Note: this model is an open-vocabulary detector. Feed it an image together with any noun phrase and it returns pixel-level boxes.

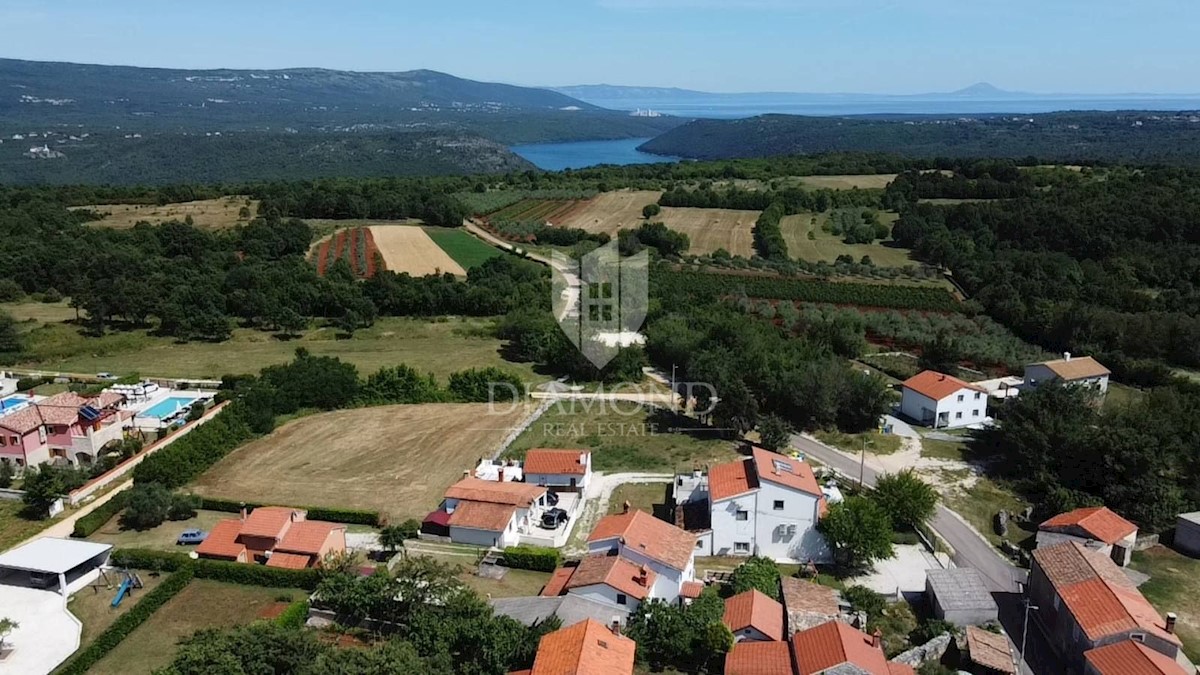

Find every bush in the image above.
[448,367,524,403]
[55,566,194,675]
[15,376,49,391]
[110,548,189,572]
[729,556,782,600]
[72,491,131,538]
[842,585,886,619]
[274,600,310,629]
[42,287,63,303]
[119,483,200,530]
[0,461,13,489]
[133,404,254,488]
[502,545,561,572]
[198,498,380,526]
[109,548,322,589]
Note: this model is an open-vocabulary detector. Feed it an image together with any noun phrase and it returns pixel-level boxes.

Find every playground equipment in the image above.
[107,568,143,608]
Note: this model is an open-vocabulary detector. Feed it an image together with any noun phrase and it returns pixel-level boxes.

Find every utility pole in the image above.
[670,363,677,411]
[1020,596,1039,675]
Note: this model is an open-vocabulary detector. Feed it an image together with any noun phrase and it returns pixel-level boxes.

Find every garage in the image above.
[0,537,113,597]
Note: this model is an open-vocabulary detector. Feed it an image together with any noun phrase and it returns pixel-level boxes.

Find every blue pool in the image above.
[142,396,198,420]
[0,394,34,414]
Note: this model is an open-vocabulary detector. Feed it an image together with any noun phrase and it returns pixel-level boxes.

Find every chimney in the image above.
[610,618,621,636]
[1167,612,1177,634]
[1064,351,1072,361]
[638,565,649,586]
[623,500,631,514]
[872,629,883,649]
[239,502,247,521]
[463,469,470,478]
[579,452,587,465]
[498,467,505,482]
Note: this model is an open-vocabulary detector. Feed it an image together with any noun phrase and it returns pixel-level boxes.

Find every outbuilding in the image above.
[0,537,113,597]
[1175,512,1200,557]
[925,568,998,626]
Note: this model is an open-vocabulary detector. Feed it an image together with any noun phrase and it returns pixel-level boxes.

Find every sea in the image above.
[510,137,675,171]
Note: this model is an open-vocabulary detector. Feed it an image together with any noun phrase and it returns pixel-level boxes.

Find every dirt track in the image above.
[370,225,466,276]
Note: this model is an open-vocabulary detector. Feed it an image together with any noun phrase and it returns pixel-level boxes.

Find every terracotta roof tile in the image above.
[709,458,758,502]
[723,590,785,641]
[680,581,705,599]
[567,554,656,601]
[902,370,985,401]
[541,566,577,597]
[725,641,794,675]
[0,406,43,434]
[1084,640,1188,675]
[1037,356,1111,381]
[276,520,344,556]
[530,618,635,675]
[240,507,302,539]
[445,477,546,506]
[752,448,822,497]
[524,449,590,476]
[791,620,908,675]
[449,501,517,532]
[965,626,1015,674]
[587,510,697,571]
[195,519,247,560]
[781,577,840,618]
[265,551,313,569]
[1039,506,1137,544]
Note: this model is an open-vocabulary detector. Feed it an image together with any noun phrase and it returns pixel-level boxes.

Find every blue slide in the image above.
[111,578,132,607]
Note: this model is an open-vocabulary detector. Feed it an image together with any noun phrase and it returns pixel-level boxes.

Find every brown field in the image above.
[798,174,897,190]
[557,190,663,234]
[191,403,531,520]
[658,207,759,257]
[369,225,467,276]
[73,196,259,230]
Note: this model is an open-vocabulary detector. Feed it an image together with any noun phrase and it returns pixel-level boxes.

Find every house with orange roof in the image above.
[725,619,915,675]
[0,391,128,470]
[674,447,831,562]
[1084,639,1189,675]
[1029,541,1182,669]
[1024,352,1110,397]
[586,507,698,603]
[195,506,346,568]
[512,618,635,675]
[431,477,551,548]
[555,552,657,613]
[900,370,988,429]
[522,448,592,492]
[723,589,785,642]
[1037,506,1139,566]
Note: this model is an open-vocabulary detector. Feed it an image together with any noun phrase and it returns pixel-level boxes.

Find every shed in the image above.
[925,568,998,626]
[0,537,113,596]
[1175,512,1200,558]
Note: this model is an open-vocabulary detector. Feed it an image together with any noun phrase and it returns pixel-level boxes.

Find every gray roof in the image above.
[0,537,112,574]
[926,568,998,612]
[1178,512,1200,526]
[491,593,630,628]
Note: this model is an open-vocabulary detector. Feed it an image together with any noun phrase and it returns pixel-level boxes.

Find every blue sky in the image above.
[1,0,1196,94]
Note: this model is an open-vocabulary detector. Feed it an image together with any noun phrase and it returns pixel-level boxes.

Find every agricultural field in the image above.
[310,226,381,278]
[487,198,587,226]
[16,315,547,384]
[73,196,259,230]
[88,580,307,675]
[657,207,759,257]
[798,174,898,190]
[557,190,664,234]
[779,211,915,268]
[191,403,531,521]
[370,225,467,276]
[422,227,505,269]
[1,300,76,324]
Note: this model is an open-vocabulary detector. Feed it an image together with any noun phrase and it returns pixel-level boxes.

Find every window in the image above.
[695,540,704,549]
[0,436,5,446]
[616,594,627,605]
[974,392,982,400]
[773,500,785,511]
[8,436,16,446]
[734,542,750,553]
[735,510,749,521]
[955,412,962,419]
[972,410,980,417]
[956,394,964,402]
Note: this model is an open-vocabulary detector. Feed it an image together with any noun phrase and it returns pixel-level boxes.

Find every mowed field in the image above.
[798,174,898,190]
[370,225,467,276]
[780,211,916,268]
[558,190,663,233]
[658,207,759,257]
[74,196,259,229]
[191,403,531,520]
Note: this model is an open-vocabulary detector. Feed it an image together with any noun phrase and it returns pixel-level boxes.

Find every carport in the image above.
[0,537,113,597]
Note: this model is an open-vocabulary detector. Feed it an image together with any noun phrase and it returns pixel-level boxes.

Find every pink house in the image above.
[0,392,128,470]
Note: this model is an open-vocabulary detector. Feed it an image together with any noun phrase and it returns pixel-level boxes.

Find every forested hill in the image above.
[639,111,1200,163]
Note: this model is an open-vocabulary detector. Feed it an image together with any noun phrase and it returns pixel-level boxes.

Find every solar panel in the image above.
[79,405,102,421]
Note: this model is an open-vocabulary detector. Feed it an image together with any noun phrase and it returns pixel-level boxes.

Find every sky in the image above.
[1,0,1197,94]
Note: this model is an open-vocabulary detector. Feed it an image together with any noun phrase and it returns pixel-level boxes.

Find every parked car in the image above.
[29,571,57,589]
[540,508,568,529]
[176,529,208,545]
[96,372,118,380]
[545,490,560,506]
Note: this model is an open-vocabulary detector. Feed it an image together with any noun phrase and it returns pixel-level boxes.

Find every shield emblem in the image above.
[551,242,649,369]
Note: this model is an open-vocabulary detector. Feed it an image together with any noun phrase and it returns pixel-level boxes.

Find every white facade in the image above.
[567,583,644,614]
[900,386,987,429]
[524,452,592,491]
[448,519,519,548]
[708,481,830,563]
[586,539,693,602]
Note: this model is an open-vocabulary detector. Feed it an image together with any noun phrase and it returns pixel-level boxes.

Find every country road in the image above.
[465,220,580,322]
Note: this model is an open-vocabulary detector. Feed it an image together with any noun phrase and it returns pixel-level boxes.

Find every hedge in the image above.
[198,497,380,526]
[72,491,131,538]
[110,548,322,589]
[274,600,310,628]
[501,545,561,572]
[55,566,195,675]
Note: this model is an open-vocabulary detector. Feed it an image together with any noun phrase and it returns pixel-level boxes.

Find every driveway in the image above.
[0,584,80,675]
[563,472,672,555]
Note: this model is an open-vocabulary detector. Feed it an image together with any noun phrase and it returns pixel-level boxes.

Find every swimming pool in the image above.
[141,396,199,420]
[0,394,34,415]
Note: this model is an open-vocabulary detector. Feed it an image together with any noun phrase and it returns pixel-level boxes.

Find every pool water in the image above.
[0,394,33,413]
[142,396,198,420]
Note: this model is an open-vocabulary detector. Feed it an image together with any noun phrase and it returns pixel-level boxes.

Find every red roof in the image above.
[725,641,794,675]
[524,449,590,476]
[423,509,452,527]
[680,581,705,599]
[587,510,697,571]
[530,618,635,675]
[445,477,546,506]
[566,554,656,601]
[723,590,785,641]
[265,551,313,569]
[902,370,985,401]
[0,407,43,434]
[0,390,126,434]
[1085,640,1188,675]
[195,519,247,560]
[791,621,914,675]
[541,566,577,597]
[751,447,822,497]
[1039,506,1137,544]
[276,520,344,556]
[239,507,302,540]
[710,458,758,501]
[449,501,518,532]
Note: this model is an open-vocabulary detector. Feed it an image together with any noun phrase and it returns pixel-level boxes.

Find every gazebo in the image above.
[0,538,113,597]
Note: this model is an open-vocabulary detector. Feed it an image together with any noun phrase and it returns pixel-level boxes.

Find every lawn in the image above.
[16,316,546,384]
[191,403,532,522]
[86,510,232,552]
[607,482,673,520]
[0,501,54,551]
[1131,545,1200,660]
[504,402,739,473]
[460,568,552,599]
[942,477,1033,550]
[779,211,917,269]
[88,580,306,675]
[74,196,258,230]
[814,430,903,456]
[798,174,898,190]
[2,300,76,324]
[423,227,506,269]
[68,572,167,649]
[920,438,967,462]
[1103,381,1145,413]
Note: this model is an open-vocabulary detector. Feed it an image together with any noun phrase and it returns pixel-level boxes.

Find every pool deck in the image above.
[129,389,212,430]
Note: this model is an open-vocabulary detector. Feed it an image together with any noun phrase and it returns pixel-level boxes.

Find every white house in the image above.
[900,370,988,429]
[1024,353,1111,396]
[722,589,785,642]
[1036,506,1138,567]
[562,552,656,613]
[437,477,549,548]
[586,509,697,603]
[675,448,831,563]
[522,449,592,492]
